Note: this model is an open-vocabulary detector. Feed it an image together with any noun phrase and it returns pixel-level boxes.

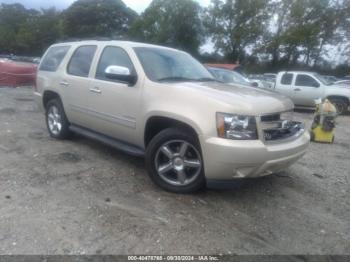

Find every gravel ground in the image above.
[0,87,349,255]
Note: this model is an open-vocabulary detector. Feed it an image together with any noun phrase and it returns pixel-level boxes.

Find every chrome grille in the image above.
[260,111,304,141]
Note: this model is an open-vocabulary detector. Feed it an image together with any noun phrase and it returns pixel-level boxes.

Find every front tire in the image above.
[45,99,71,139]
[145,128,205,193]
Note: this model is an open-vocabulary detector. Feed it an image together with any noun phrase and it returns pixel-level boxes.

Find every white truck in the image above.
[275,71,350,114]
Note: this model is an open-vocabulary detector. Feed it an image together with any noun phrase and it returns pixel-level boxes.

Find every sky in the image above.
[0,0,211,13]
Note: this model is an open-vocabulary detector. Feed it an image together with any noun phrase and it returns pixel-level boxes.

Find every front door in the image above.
[87,45,142,145]
[292,74,323,107]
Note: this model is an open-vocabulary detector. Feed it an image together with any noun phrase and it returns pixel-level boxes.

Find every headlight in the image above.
[216,113,258,140]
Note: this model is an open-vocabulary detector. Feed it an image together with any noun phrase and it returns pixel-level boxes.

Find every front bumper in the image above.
[200,131,310,182]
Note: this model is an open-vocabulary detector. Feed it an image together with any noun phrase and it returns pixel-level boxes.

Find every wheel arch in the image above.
[144,115,201,148]
[326,95,350,105]
[42,90,62,110]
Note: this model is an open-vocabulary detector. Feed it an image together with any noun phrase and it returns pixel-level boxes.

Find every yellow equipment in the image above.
[310,99,337,143]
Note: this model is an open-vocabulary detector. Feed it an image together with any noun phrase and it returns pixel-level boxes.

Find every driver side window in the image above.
[295,75,319,87]
[96,46,135,82]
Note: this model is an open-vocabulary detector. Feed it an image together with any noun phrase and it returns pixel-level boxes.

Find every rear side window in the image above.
[96,46,135,81]
[281,73,293,85]
[39,46,70,72]
[67,45,97,77]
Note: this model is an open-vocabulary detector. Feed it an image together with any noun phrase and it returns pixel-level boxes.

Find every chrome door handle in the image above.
[89,87,102,94]
[294,88,301,91]
[60,80,69,87]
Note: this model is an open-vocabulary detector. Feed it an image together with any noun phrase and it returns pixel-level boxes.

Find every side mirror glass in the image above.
[105,65,137,85]
[313,82,320,88]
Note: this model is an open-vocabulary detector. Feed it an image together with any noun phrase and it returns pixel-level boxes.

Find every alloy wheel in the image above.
[47,105,62,136]
[154,140,202,186]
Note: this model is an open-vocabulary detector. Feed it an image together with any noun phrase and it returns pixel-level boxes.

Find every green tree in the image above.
[205,0,270,63]
[262,0,347,68]
[62,0,137,38]
[0,3,33,54]
[129,0,204,55]
[261,0,293,67]
[0,4,62,56]
[331,0,350,65]
[16,8,63,56]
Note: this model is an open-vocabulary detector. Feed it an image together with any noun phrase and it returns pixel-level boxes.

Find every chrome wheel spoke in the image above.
[155,139,202,187]
[158,162,173,174]
[56,122,62,131]
[176,170,186,184]
[178,142,188,157]
[48,114,55,122]
[161,145,174,159]
[184,159,201,168]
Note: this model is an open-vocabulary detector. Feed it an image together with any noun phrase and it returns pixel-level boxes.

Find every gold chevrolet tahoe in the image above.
[34,41,310,193]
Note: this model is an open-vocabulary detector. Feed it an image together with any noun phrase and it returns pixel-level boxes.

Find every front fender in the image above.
[142,110,204,136]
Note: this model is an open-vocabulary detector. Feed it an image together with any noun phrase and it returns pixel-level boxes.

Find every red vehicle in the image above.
[0,59,37,87]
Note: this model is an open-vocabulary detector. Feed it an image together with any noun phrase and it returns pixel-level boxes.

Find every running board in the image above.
[69,125,145,157]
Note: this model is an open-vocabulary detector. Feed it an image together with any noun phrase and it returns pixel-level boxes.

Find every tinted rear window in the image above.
[39,46,70,72]
[67,45,97,77]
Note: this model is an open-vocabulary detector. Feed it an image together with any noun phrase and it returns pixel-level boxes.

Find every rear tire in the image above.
[145,128,205,193]
[329,98,348,115]
[45,99,71,139]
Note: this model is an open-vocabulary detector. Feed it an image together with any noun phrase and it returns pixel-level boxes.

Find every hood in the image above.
[172,81,294,115]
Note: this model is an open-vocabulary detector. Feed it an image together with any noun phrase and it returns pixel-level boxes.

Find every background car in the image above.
[335,80,350,86]
[263,73,277,82]
[248,74,275,89]
[207,67,256,87]
[275,71,350,114]
[322,75,339,84]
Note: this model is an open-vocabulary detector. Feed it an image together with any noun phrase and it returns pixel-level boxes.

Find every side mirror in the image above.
[313,82,320,88]
[105,65,137,86]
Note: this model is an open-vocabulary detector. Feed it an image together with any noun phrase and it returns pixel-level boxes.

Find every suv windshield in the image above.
[134,47,215,82]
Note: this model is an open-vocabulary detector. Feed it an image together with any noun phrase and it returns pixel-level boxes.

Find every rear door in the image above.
[292,74,323,106]
[61,45,98,126]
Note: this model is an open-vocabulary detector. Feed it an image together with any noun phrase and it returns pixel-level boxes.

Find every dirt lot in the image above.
[0,87,349,255]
